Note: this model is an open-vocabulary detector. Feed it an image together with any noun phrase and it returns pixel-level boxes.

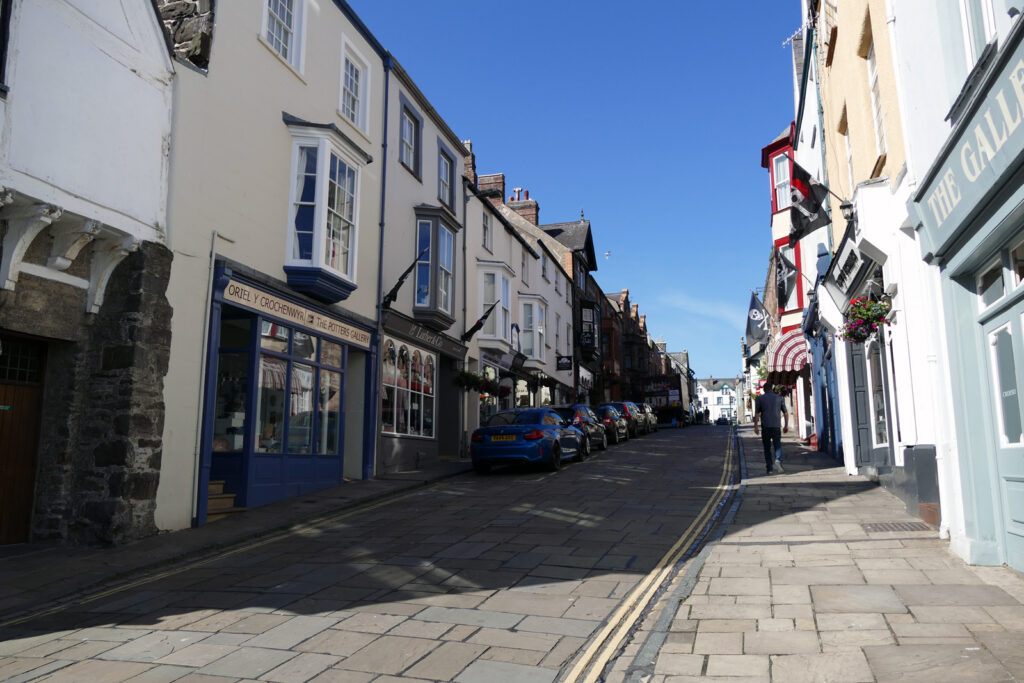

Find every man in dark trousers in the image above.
[753,385,789,474]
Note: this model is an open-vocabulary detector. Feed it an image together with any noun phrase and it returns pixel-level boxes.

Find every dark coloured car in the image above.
[641,403,659,432]
[470,408,583,473]
[595,405,629,444]
[602,401,646,437]
[551,404,607,453]
[715,416,730,425]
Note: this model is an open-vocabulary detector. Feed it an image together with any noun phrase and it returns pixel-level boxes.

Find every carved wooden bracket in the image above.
[48,219,101,271]
[0,203,64,290]
[88,234,139,313]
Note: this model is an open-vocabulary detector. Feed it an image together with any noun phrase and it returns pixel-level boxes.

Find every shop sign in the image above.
[223,279,371,349]
[384,311,467,358]
[579,366,594,389]
[556,355,572,371]
[823,229,873,310]
[911,27,1024,259]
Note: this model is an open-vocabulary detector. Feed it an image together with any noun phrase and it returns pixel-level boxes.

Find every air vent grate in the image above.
[861,521,931,533]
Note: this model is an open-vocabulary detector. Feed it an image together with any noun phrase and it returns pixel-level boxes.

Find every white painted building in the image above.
[695,379,740,422]
[0,0,175,543]
[158,0,385,529]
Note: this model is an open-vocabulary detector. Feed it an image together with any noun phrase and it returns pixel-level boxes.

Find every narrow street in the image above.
[0,427,738,682]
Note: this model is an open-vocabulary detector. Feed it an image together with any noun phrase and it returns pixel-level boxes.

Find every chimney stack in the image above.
[477,173,505,209]
[508,187,540,225]
[462,140,477,186]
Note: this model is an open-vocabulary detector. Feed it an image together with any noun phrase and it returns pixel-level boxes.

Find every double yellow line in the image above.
[562,433,737,683]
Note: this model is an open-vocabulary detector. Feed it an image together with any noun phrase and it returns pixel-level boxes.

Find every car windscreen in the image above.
[486,412,518,426]
[513,410,549,425]
[598,407,618,417]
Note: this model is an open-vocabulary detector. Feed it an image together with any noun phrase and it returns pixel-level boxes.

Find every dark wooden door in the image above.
[0,337,45,544]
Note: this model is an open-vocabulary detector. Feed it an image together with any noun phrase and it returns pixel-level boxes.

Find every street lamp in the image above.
[840,201,855,223]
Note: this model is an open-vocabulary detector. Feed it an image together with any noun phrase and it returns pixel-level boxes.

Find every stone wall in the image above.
[156,0,215,70]
[1,239,174,545]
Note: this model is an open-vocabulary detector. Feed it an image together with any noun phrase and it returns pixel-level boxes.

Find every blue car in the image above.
[470,408,583,474]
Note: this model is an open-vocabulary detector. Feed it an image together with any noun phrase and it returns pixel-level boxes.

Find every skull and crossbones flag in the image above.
[775,248,798,308]
[746,292,770,345]
[789,158,830,246]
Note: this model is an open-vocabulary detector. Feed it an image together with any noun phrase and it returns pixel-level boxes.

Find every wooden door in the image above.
[0,337,45,544]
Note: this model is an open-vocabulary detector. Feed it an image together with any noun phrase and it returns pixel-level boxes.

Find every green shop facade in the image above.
[910,19,1024,572]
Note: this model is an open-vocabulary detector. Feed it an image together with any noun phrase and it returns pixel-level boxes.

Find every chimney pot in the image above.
[524,189,530,200]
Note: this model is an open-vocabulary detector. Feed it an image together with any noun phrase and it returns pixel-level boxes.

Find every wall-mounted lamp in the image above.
[840,202,855,222]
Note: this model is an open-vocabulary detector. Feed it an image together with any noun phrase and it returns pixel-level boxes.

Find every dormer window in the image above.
[284,127,365,302]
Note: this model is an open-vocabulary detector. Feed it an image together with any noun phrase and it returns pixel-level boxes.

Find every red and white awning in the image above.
[768,328,808,373]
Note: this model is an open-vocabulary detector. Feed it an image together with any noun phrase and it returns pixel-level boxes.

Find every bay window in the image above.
[480,269,511,340]
[520,299,546,361]
[411,207,458,330]
[285,124,367,303]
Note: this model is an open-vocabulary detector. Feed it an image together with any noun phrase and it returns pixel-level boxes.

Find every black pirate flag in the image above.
[746,292,770,345]
[789,159,830,245]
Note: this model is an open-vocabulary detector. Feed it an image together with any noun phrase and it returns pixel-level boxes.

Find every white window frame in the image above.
[541,252,549,281]
[960,0,996,68]
[773,153,790,211]
[438,148,454,209]
[521,249,530,285]
[285,132,361,283]
[339,37,371,133]
[522,302,535,358]
[261,0,306,73]
[866,42,886,157]
[555,313,561,355]
[438,226,454,314]
[482,212,493,252]
[480,269,512,341]
[977,256,1006,312]
[555,272,561,294]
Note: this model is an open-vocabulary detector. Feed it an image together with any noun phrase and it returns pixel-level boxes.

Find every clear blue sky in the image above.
[347,1,799,379]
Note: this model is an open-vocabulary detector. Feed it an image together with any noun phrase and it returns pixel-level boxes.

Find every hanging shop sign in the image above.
[910,24,1024,261]
[223,279,371,349]
[556,355,572,371]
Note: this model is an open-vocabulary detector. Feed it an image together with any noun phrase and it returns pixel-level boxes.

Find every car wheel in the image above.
[578,436,590,462]
[473,461,491,475]
[600,431,608,450]
[548,443,562,471]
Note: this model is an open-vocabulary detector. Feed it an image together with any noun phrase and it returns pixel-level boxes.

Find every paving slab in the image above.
[770,651,874,682]
[864,643,1014,682]
[810,585,906,613]
[453,659,556,683]
[894,584,1019,606]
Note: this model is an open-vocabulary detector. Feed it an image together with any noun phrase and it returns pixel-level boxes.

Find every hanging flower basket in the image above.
[497,385,511,399]
[773,384,795,398]
[839,296,892,343]
[454,371,482,391]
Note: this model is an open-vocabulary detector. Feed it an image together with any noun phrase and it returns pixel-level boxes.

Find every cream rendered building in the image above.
[159,1,385,529]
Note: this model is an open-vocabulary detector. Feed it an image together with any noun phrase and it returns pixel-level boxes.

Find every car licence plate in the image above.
[491,434,516,441]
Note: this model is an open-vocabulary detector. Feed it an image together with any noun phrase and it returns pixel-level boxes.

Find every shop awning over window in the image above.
[768,328,808,374]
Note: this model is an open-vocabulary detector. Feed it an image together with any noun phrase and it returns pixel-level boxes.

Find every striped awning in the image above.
[768,328,808,373]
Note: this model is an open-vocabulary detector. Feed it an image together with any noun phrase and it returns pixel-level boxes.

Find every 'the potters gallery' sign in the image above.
[223,280,372,349]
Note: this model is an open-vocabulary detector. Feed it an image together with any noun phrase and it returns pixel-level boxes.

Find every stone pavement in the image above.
[0,458,472,620]
[608,427,1024,682]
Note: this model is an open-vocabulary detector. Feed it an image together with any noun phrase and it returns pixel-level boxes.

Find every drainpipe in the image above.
[369,54,393,480]
[460,178,470,458]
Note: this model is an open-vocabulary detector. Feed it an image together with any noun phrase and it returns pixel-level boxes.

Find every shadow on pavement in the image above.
[0,425,883,646]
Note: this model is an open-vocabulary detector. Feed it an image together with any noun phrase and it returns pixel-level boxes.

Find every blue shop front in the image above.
[195,262,377,525]
[909,20,1024,571]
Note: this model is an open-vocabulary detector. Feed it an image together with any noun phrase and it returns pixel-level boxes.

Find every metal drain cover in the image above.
[861,521,931,532]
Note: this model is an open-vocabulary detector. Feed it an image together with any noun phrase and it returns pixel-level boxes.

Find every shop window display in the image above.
[381,336,436,437]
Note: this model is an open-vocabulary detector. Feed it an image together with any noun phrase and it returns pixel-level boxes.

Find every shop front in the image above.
[380,311,466,472]
[909,20,1024,570]
[198,266,375,524]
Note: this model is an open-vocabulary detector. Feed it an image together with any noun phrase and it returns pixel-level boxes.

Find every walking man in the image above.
[753,385,788,474]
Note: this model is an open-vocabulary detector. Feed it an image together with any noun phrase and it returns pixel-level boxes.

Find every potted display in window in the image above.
[839,296,891,344]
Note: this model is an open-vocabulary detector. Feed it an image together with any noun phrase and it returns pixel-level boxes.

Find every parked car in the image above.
[715,416,730,425]
[595,405,629,444]
[641,403,659,432]
[601,401,646,437]
[470,408,583,474]
[551,404,607,453]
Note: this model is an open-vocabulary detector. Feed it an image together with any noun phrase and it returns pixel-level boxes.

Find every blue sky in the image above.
[347,1,799,379]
